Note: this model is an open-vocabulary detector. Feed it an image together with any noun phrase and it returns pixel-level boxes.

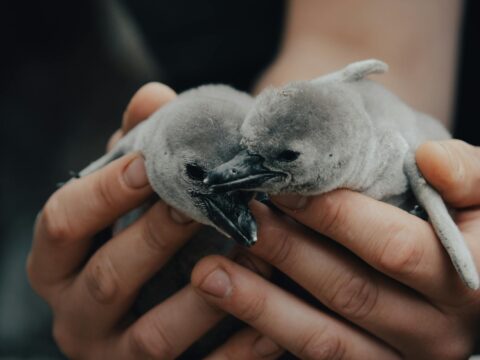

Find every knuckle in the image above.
[130,322,175,360]
[84,253,119,305]
[328,272,378,320]
[236,293,267,324]
[262,226,296,267]
[298,331,346,360]
[376,224,424,278]
[42,196,76,244]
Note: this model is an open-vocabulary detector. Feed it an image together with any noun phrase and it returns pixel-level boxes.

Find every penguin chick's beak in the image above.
[204,150,284,192]
[199,191,257,247]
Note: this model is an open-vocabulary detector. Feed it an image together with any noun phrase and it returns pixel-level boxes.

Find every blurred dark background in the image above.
[0,0,477,357]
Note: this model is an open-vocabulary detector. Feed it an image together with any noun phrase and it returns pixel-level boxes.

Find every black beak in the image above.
[199,191,257,247]
[204,150,284,192]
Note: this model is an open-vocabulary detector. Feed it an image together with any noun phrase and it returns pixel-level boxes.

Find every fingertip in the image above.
[191,256,235,300]
[142,81,176,95]
[123,82,177,132]
[122,154,150,189]
[249,200,277,227]
[270,194,309,211]
[168,207,194,224]
[416,141,461,191]
[192,254,269,298]
[191,255,229,289]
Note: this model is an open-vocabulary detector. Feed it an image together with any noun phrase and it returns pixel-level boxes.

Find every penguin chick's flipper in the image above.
[78,148,125,177]
[77,129,138,178]
[410,205,428,221]
[312,59,389,85]
[404,151,479,290]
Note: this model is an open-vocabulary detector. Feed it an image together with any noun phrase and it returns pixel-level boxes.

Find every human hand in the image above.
[27,83,282,359]
[191,139,480,359]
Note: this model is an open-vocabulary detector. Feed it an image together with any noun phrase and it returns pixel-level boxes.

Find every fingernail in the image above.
[200,268,232,298]
[234,254,261,274]
[123,156,149,188]
[253,335,281,357]
[169,207,193,224]
[273,194,308,210]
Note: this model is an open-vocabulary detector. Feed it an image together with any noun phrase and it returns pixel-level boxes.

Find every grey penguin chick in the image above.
[205,60,479,290]
[80,84,257,246]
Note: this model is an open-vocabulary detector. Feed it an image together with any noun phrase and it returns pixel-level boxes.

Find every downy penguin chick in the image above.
[206,60,479,289]
[81,84,257,246]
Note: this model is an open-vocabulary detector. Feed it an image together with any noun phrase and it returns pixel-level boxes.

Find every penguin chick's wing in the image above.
[404,151,479,290]
[312,59,388,85]
[78,123,142,178]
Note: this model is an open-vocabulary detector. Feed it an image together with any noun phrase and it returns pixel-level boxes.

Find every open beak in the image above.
[204,150,284,192]
[198,191,257,247]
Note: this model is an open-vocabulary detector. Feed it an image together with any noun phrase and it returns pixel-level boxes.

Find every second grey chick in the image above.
[205,60,479,290]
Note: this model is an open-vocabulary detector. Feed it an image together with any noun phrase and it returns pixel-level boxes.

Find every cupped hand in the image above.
[27,83,282,360]
[192,139,480,359]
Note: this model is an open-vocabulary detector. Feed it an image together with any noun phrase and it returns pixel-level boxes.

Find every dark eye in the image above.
[276,150,300,162]
[185,163,206,181]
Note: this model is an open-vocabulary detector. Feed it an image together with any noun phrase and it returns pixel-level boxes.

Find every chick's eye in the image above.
[276,150,300,162]
[185,163,206,181]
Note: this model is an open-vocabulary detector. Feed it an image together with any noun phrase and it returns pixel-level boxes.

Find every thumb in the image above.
[122,82,177,133]
[416,139,480,207]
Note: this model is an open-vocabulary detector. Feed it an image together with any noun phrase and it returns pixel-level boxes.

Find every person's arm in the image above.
[254,0,463,127]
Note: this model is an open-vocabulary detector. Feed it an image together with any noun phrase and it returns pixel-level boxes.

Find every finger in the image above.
[65,200,200,333]
[192,256,400,360]
[66,286,220,360]
[118,255,272,360]
[122,82,176,133]
[108,83,175,154]
[248,201,452,358]
[205,328,284,360]
[417,140,480,208]
[270,190,474,302]
[29,154,152,294]
[125,287,222,360]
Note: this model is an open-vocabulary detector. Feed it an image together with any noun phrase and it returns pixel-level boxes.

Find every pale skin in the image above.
[28,1,480,359]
